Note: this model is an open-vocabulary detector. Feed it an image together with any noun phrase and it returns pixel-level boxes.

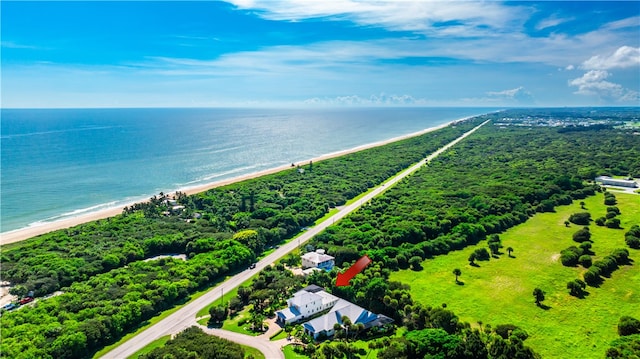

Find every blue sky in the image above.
[1,1,639,108]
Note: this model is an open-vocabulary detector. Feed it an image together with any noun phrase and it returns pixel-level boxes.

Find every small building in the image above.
[301,249,335,271]
[595,176,638,188]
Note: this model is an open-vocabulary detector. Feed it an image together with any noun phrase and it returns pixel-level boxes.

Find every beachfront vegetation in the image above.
[2,108,639,358]
[0,118,482,358]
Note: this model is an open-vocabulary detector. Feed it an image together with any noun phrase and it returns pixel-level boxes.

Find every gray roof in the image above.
[303,299,384,334]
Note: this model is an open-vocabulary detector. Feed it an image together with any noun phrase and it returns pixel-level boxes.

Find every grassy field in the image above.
[390,192,640,359]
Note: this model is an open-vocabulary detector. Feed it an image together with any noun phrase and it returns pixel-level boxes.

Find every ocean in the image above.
[0,107,493,234]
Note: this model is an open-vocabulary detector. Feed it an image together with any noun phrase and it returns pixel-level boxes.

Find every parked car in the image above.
[249,263,257,269]
[19,297,33,305]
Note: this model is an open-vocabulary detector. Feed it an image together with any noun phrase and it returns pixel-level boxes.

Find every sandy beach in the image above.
[1,120,456,246]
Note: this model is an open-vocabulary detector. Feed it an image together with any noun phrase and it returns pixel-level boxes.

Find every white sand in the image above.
[1,121,457,246]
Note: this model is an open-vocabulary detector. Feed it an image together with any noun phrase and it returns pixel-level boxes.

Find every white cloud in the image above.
[535,14,574,31]
[569,45,640,102]
[486,87,533,101]
[565,64,575,70]
[226,0,527,36]
[569,70,639,102]
[1,41,42,49]
[582,46,640,70]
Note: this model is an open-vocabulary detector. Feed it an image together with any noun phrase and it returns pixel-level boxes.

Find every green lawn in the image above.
[270,329,287,341]
[390,192,640,359]
[221,305,261,336]
[241,344,265,359]
[283,344,309,359]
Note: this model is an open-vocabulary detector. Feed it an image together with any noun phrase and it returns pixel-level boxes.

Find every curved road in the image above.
[100,120,488,359]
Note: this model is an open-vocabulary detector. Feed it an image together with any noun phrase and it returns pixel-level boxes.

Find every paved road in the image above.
[100,120,488,359]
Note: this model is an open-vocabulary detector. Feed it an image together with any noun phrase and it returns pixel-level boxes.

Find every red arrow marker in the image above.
[336,255,372,287]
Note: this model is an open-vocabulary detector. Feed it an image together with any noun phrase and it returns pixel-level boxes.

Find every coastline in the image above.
[0,119,460,245]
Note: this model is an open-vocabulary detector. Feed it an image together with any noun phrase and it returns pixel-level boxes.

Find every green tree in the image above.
[506,247,514,257]
[409,256,422,270]
[569,212,591,225]
[208,305,228,324]
[578,254,592,268]
[488,242,500,255]
[533,288,545,306]
[453,268,462,283]
[618,316,640,336]
[567,279,586,297]
[573,227,591,243]
[468,252,477,266]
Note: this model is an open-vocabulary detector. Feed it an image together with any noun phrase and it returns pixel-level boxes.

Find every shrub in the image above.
[569,212,591,225]
[604,192,617,205]
[606,218,621,229]
[607,206,621,215]
[567,279,586,297]
[626,236,640,249]
[595,217,606,226]
[573,227,591,242]
[578,254,592,268]
[473,247,490,261]
[579,242,592,254]
[611,248,630,264]
[618,316,640,336]
[495,324,521,339]
[560,250,579,266]
[583,268,601,286]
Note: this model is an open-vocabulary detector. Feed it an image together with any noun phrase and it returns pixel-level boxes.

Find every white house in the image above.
[301,249,335,271]
[276,285,339,324]
[276,285,393,339]
[595,176,638,188]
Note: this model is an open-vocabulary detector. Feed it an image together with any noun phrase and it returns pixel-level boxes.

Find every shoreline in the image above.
[0,118,464,245]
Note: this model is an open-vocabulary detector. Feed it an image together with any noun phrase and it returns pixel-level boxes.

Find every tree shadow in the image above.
[470,262,480,268]
[207,322,223,329]
[492,254,500,259]
[508,255,517,259]
[455,281,465,286]
[537,303,552,310]
[578,291,590,299]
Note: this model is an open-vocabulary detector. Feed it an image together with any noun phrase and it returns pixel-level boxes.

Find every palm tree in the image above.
[453,268,462,283]
[507,247,514,257]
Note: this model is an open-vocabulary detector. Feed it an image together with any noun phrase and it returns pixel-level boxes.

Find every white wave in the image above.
[1,126,117,140]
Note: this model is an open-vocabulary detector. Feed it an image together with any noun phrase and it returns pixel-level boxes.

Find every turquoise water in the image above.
[1,107,493,233]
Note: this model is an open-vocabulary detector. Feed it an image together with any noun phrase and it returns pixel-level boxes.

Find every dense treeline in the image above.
[0,240,252,359]
[309,118,640,272]
[0,118,483,358]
